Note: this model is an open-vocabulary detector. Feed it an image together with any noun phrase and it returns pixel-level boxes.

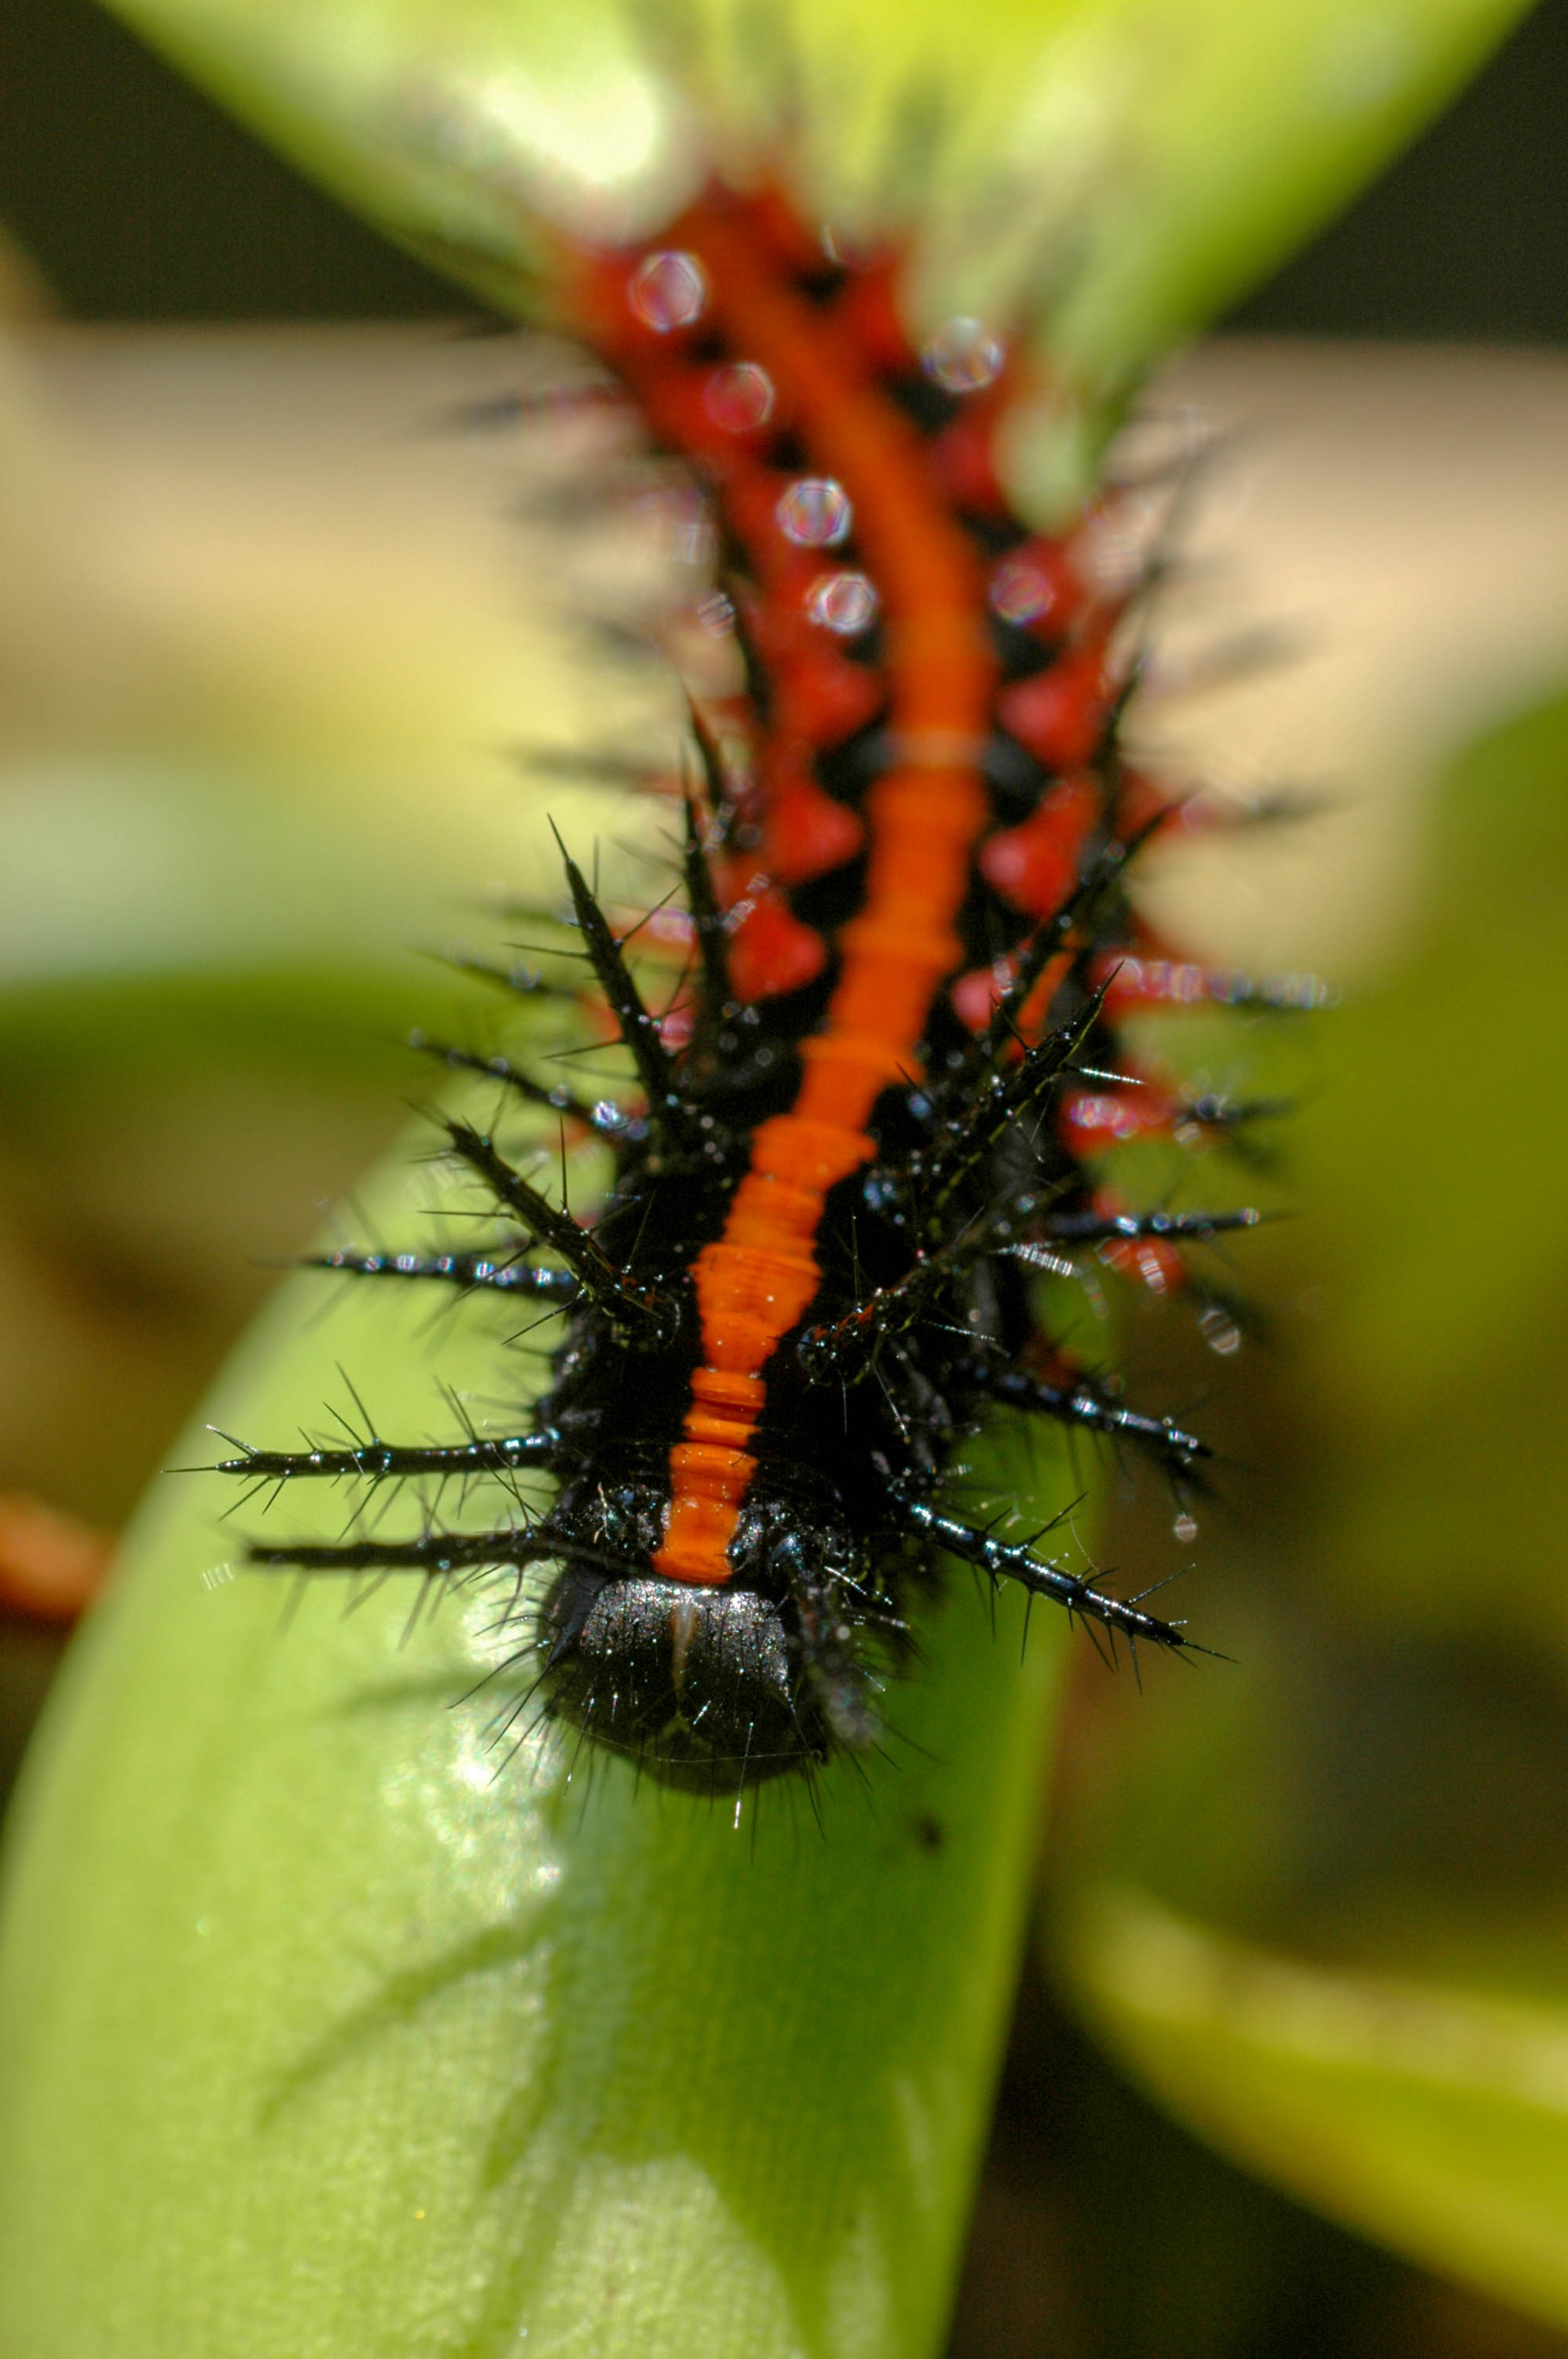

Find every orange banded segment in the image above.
[657,1441,757,1582]
[636,193,998,1585]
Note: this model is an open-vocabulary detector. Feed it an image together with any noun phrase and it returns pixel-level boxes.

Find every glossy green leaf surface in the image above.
[0,1111,1065,2358]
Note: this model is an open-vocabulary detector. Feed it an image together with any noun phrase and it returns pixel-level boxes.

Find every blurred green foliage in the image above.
[1053,694,1568,2334]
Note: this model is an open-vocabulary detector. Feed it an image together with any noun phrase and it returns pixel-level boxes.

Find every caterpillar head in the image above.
[537,1565,833,1791]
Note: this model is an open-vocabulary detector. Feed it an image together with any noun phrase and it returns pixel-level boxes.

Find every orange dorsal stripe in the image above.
[644,198,997,1584]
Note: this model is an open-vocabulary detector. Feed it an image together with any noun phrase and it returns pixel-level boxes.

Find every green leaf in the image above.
[0,1116,1067,2359]
[1062,1885,1568,2332]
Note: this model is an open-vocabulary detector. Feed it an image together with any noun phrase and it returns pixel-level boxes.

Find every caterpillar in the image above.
[211,180,1299,1795]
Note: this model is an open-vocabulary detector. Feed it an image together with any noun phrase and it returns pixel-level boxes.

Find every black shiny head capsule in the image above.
[537,1567,830,1790]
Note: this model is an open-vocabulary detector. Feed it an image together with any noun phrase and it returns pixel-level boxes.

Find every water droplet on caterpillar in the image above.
[923,317,1006,393]
[629,249,709,332]
[705,361,775,434]
[806,570,878,634]
[777,477,852,547]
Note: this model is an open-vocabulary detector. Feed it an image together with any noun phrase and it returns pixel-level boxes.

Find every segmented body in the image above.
[584,198,998,1589]
[219,184,1280,1792]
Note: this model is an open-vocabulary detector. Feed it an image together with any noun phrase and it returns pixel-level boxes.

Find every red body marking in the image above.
[582,194,996,1584]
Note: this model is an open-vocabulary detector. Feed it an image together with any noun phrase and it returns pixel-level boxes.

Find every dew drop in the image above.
[806,569,878,634]
[923,316,1006,394]
[777,477,852,547]
[628,249,709,333]
[1199,1304,1242,1357]
[704,361,775,434]
[989,548,1067,627]
[1173,1510,1199,1545]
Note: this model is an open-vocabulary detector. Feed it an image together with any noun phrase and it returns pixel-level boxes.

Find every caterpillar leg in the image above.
[768,1535,885,1751]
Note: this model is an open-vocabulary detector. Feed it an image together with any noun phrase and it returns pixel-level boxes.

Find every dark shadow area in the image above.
[1226,0,1568,340]
[0,0,456,317]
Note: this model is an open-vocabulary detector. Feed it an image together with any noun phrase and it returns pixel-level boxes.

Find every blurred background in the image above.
[3,2,1568,2353]
[1,0,1565,333]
